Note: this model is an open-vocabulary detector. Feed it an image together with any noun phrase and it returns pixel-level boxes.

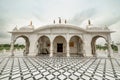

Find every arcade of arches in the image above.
[10,34,112,57]
[36,35,84,57]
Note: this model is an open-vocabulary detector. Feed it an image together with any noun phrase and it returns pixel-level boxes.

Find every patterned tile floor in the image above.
[0,54,120,80]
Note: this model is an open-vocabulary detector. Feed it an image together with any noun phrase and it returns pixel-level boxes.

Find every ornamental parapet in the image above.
[87,27,110,31]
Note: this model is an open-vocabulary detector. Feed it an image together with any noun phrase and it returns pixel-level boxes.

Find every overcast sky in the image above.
[0,0,120,44]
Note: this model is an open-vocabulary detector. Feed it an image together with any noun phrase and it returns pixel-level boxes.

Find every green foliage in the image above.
[96,44,108,50]
[0,44,25,51]
[111,44,118,51]
[0,43,118,52]
[96,43,118,51]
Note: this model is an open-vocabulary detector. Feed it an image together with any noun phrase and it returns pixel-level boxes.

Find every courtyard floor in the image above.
[0,53,120,80]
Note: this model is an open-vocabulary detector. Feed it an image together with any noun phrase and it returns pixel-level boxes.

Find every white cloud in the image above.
[0,0,120,44]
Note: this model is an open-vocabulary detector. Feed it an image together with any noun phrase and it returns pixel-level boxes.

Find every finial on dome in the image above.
[30,21,32,25]
[88,20,91,25]
[13,25,18,31]
[29,21,34,29]
[58,17,61,24]
[65,19,67,24]
[53,20,55,24]
[86,20,92,29]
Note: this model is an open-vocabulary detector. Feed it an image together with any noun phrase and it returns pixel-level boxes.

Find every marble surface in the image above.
[0,53,120,80]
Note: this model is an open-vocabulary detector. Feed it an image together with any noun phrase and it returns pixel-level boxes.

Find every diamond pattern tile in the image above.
[0,55,120,80]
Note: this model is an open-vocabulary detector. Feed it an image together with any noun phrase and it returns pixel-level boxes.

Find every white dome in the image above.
[19,21,34,31]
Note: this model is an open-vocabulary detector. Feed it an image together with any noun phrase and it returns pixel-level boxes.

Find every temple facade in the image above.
[9,20,114,57]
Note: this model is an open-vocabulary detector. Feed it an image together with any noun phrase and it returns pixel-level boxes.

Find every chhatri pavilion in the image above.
[9,18,114,57]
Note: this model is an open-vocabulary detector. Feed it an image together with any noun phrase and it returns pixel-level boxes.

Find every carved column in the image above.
[10,41,14,56]
[50,41,53,57]
[108,42,112,57]
[116,43,120,54]
[66,33,70,57]
[107,37,112,58]
[66,42,70,57]
[82,42,85,57]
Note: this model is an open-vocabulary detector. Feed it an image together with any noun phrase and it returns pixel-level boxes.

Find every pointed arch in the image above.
[53,35,67,56]
[91,35,108,57]
[13,35,30,56]
[37,35,50,55]
[69,35,84,56]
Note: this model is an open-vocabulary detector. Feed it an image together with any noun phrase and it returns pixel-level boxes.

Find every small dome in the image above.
[86,20,94,29]
[19,25,34,30]
[19,21,34,31]
[86,24,94,28]
[13,27,18,31]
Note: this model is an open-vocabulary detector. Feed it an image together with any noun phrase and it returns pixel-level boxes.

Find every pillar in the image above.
[80,42,84,57]
[81,42,86,57]
[10,41,14,56]
[66,42,70,57]
[24,39,29,56]
[116,43,120,53]
[50,41,53,57]
[108,42,112,57]
[83,38,93,57]
[28,35,37,56]
[107,40,112,58]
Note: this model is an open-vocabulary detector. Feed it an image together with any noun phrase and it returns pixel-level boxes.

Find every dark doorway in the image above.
[57,43,63,52]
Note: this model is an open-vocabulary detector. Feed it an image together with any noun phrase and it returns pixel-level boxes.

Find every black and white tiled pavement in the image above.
[0,55,120,80]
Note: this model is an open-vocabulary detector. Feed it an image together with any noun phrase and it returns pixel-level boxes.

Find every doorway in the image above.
[57,43,63,52]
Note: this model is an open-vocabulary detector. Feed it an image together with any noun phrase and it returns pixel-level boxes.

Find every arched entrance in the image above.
[37,36,50,55]
[13,35,30,56]
[91,36,108,57]
[53,36,67,56]
[69,36,84,57]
